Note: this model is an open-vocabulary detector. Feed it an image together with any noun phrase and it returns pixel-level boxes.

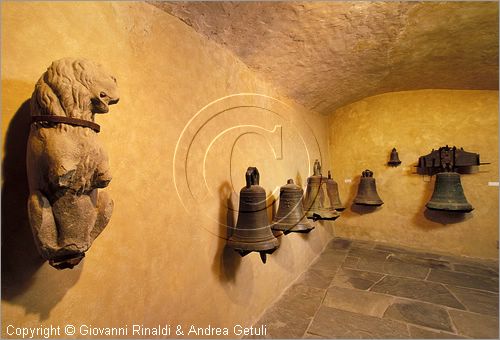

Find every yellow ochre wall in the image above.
[329,90,499,259]
[1,1,333,337]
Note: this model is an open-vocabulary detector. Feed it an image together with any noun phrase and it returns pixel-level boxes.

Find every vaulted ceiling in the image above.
[151,1,499,114]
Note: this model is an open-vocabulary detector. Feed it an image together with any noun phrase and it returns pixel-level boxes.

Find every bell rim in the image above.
[306,215,340,221]
[353,200,384,206]
[227,236,279,250]
[306,211,341,220]
[271,221,315,233]
[305,209,339,217]
[426,203,474,213]
[284,227,315,234]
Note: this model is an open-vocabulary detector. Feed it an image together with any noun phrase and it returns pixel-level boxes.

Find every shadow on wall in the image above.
[210,182,264,305]
[341,175,358,217]
[265,193,292,270]
[1,99,82,320]
[295,171,303,188]
[211,182,242,283]
[1,100,43,295]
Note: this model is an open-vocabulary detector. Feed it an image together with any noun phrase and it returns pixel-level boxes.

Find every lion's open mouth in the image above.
[91,98,110,114]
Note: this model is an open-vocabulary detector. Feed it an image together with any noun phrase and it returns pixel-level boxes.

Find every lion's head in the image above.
[31,58,119,121]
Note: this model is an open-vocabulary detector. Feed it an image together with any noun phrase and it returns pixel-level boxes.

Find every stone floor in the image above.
[247,238,499,339]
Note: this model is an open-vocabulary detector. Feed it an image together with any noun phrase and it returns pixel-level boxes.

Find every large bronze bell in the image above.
[227,167,279,263]
[326,170,344,211]
[272,179,314,235]
[426,172,473,212]
[304,160,340,221]
[387,148,401,167]
[353,169,384,206]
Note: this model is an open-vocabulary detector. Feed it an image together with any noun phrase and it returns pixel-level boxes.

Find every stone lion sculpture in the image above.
[27,58,119,269]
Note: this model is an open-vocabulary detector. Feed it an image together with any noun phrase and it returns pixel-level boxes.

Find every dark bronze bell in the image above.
[326,170,344,211]
[426,172,473,212]
[353,169,384,206]
[304,160,340,220]
[388,148,401,167]
[227,167,279,263]
[272,179,314,235]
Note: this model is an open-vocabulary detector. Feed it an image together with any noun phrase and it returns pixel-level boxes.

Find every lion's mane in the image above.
[30,58,110,120]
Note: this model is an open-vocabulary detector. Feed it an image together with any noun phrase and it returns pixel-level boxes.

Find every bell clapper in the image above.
[259,252,267,264]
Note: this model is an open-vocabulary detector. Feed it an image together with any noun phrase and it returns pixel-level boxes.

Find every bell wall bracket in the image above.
[416,145,488,213]
[416,145,489,176]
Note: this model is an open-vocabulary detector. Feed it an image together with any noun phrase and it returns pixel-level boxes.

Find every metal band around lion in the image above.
[31,115,101,133]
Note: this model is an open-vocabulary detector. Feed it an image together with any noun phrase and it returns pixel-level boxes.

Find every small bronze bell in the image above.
[388,148,401,167]
[426,172,473,212]
[353,169,384,206]
[227,167,279,263]
[326,170,344,211]
[304,160,340,221]
[272,179,314,235]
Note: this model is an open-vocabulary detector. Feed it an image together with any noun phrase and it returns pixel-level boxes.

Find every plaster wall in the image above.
[328,90,499,259]
[1,1,333,337]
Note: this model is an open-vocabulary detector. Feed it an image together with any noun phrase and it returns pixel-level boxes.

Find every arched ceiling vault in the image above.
[151,1,499,115]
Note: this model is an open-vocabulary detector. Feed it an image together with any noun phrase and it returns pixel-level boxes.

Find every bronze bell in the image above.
[227,167,279,263]
[326,170,345,211]
[272,179,314,235]
[388,148,401,167]
[353,169,384,206]
[304,160,340,221]
[426,172,473,212]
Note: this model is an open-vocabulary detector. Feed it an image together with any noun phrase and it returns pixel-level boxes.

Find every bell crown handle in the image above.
[245,167,260,187]
[362,169,374,177]
[313,159,322,176]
